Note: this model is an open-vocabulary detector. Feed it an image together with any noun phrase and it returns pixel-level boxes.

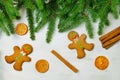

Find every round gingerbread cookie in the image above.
[15,23,28,36]
[35,59,49,73]
[68,31,79,41]
[95,56,109,70]
[22,44,33,54]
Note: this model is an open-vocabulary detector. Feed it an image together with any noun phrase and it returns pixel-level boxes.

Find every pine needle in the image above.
[35,10,49,32]
[26,8,35,40]
[16,0,24,10]
[0,3,15,34]
[97,0,110,35]
[0,0,120,43]
[111,0,119,19]
[97,20,104,35]
[84,16,93,38]
[59,14,83,32]
[88,7,98,22]
[1,0,20,20]
[0,11,10,36]
[58,0,84,30]
[35,0,44,10]
[46,16,56,43]
[0,23,10,36]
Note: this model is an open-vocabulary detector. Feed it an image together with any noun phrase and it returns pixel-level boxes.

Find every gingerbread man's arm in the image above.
[5,46,20,63]
[68,43,75,49]
[22,56,31,62]
[79,34,94,50]
[14,46,20,53]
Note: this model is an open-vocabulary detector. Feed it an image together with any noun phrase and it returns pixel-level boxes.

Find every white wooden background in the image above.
[0,10,120,80]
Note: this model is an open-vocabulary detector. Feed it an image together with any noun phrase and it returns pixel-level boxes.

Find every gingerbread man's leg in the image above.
[5,46,20,63]
[68,42,85,58]
[76,48,85,58]
[13,60,23,71]
[79,34,94,51]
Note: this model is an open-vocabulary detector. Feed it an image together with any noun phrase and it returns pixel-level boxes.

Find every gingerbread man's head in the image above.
[68,31,79,41]
[22,44,33,55]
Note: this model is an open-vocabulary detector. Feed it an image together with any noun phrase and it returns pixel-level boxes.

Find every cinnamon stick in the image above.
[99,26,120,43]
[101,30,120,44]
[102,34,120,48]
[104,42,115,49]
[51,50,79,73]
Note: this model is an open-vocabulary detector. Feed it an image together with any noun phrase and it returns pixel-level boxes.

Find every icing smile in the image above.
[72,35,78,40]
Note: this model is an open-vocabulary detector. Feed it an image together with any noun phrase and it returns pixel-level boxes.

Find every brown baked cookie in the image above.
[95,56,109,70]
[5,44,33,71]
[68,31,94,58]
[35,59,49,73]
[15,23,28,36]
[22,44,33,54]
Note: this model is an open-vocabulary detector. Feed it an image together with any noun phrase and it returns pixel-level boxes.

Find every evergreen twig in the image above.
[26,8,35,40]
[46,15,56,43]
[35,10,49,32]
[110,0,119,19]
[0,0,120,43]
[0,2,15,34]
[84,15,93,38]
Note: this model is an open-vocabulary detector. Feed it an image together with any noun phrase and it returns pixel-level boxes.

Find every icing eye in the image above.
[71,32,75,36]
[72,32,75,35]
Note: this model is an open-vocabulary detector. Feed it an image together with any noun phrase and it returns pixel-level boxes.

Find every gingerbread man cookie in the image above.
[68,31,94,58]
[5,44,33,71]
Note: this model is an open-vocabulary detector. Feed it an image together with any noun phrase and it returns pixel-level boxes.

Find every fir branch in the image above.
[69,0,84,17]
[98,13,109,35]
[45,1,57,43]
[110,0,119,19]
[0,23,10,36]
[57,0,77,17]
[35,17,48,32]
[88,7,98,22]
[84,15,93,38]
[97,0,110,35]
[58,15,81,32]
[68,16,84,31]
[0,11,10,36]
[46,15,56,43]
[16,0,24,10]
[35,11,42,23]
[58,16,67,29]
[59,14,83,32]
[0,0,120,43]
[58,0,85,30]
[105,19,110,26]
[24,0,35,10]
[35,10,49,32]
[0,3,15,34]
[35,0,44,10]
[35,1,55,32]
[26,8,35,40]
[97,20,104,35]
[7,21,15,34]
[1,0,20,20]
